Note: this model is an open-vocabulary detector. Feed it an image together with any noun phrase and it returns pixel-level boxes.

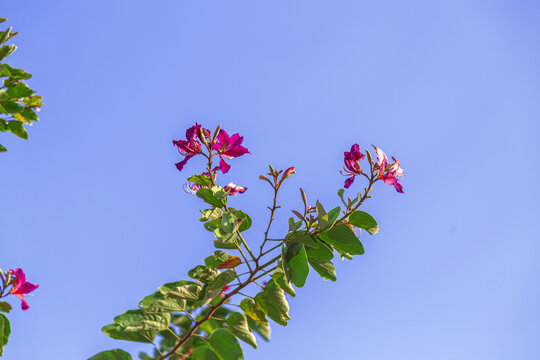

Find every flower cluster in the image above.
[173,124,249,174]
[8,268,38,311]
[342,144,404,193]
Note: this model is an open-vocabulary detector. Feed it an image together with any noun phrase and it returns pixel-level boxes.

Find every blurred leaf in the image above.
[0,44,16,61]
[217,256,241,269]
[240,298,268,326]
[198,270,236,307]
[7,120,28,139]
[319,224,364,255]
[102,323,155,343]
[209,328,244,360]
[113,309,170,332]
[205,251,232,269]
[0,145,6,152]
[246,316,271,341]
[196,188,224,207]
[159,280,202,302]
[200,208,223,222]
[254,280,290,326]
[188,265,220,283]
[282,242,309,288]
[306,237,334,260]
[226,312,257,348]
[88,349,133,360]
[327,206,341,226]
[349,211,379,235]
[0,314,10,355]
[308,258,337,281]
[221,212,240,233]
[191,346,220,360]
[228,208,252,232]
[188,174,212,186]
[271,265,295,297]
[0,302,11,313]
[6,83,33,98]
[138,291,187,313]
[316,200,328,228]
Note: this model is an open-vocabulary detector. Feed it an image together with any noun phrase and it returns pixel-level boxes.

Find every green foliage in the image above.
[188,174,213,186]
[349,211,379,235]
[281,242,309,288]
[271,265,296,297]
[159,280,202,302]
[0,314,10,356]
[319,224,365,255]
[205,251,232,269]
[0,302,11,313]
[239,298,268,325]
[209,328,244,360]
[0,20,44,152]
[191,346,220,360]
[254,280,290,326]
[308,258,337,281]
[198,270,236,307]
[226,312,257,349]
[88,349,133,360]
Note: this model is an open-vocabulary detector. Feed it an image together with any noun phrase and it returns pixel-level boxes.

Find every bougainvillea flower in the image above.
[224,182,247,195]
[341,144,365,188]
[211,129,250,174]
[173,123,210,172]
[373,145,404,193]
[220,285,230,297]
[9,268,38,310]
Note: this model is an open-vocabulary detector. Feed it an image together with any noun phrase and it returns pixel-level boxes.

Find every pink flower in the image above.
[373,145,404,193]
[172,123,210,172]
[341,144,365,188]
[211,129,250,174]
[9,268,38,311]
[224,182,247,195]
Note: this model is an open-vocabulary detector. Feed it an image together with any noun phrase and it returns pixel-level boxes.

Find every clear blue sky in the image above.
[2,1,539,359]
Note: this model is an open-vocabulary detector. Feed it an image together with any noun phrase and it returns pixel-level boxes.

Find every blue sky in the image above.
[2,1,539,359]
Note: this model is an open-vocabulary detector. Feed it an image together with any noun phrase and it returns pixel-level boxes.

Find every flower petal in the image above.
[219,157,231,174]
[344,175,355,189]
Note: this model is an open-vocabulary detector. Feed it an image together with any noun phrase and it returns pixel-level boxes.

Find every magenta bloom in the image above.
[373,145,404,193]
[341,144,365,188]
[212,129,250,173]
[224,182,247,195]
[9,268,38,311]
[173,123,210,172]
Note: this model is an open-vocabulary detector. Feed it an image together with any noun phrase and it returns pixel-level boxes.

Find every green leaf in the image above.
[172,314,192,333]
[228,208,252,232]
[246,316,271,341]
[204,219,222,231]
[200,208,223,222]
[159,280,202,302]
[188,174,213,186]
[0,44,16,61]
[1,101,21,113]
[20,107,38,122]
[209,328,244,360]
[138,291,187,313]
[0,145,6,152]
[308,258,337,281]
[319,224,364,255]
[0,314,10,355]
[316,200,328,228]
[102,323,155,343]
[6,83,33,98]
[226,312,257,348]
[254,280,290,326]
[306,237,334,260]
[221,212,240,233]
[282,242,309,288]
[349,211,379,235]
[191,346,220,360]
[205,251,232,269]
[0,302,11,313]
[88,349,133,360]
[196,188,224,207]
[288,233,316,248]
[113,309,170,332]
[214,238,239,249]
[240,298,268,326]
[271,265,296,297]
[188,265,220,283]
[327,206,341,226]
[198,270,236,307]
[7,121,28,139]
